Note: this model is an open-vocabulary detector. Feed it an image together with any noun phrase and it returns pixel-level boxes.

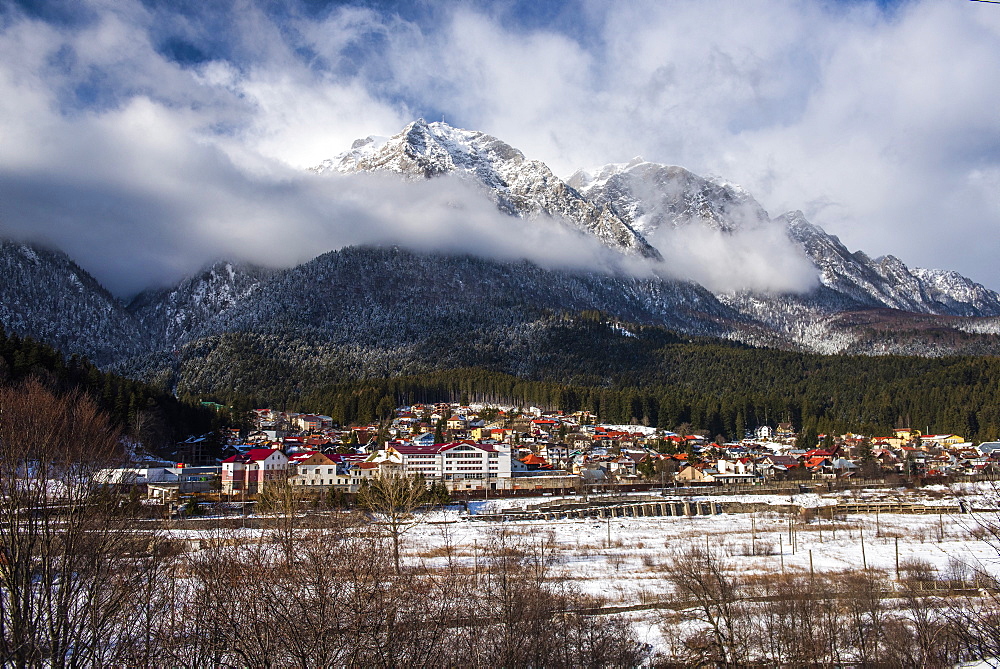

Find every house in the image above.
[519,452,551,471]
[296,414,324,432]
[289,451,366,492]
[578,463,610,484]
[544,443,570,465]
[98,465,221,500]
[442,442,513,491]
[287,450,334,470]
[532,418,560,433]
[830,458,859,476]
[923,434,966,447]
[803,456,833,477]
[411,432,437,447]
[712,459,758,483]
[222,449,289,495]
[676,464,718,483]
[606,455,637,477]
[757,455,802,480]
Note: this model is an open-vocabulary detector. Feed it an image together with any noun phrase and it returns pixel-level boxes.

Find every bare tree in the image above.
[257,477,302,564]
[0,380,162,666]
[663,541,751,665]
[357,472,430,574]
[944,480,1000,663]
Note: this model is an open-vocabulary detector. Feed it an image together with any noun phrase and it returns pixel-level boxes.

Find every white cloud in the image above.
[648,223,819,295]
[0,0,998,295]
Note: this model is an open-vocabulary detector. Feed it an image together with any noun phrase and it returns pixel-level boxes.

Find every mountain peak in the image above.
[312,120,658,258]
[573,161,770,236]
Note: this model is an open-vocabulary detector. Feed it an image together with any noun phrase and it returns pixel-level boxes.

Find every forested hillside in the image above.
[175,315,1000,443]
[0,326,220,451]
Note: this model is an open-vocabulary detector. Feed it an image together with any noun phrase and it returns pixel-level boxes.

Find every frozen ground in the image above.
[414,485,1000,659]
[162,484,1000,660]
[411,506,1000,595]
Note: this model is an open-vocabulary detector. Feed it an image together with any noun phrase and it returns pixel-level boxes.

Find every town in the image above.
[85,400,1000,665]
[106,402,1000,503]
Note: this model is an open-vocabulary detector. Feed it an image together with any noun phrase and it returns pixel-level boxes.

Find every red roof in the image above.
[391,444,446,455]
[442,441,501,453]
[392,440,503,455]
[805,449,835,457]
[521,453,549,466]
[328,454,365,463]
[287,451,329,464]
[223,448,281,464]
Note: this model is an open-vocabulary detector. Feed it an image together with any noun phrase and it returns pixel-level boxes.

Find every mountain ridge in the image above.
[2,119,1000,385]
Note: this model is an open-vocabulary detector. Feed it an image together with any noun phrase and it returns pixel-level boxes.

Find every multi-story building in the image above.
[384,441,513,491]
[221,448,289,494]
[286,451,369,492]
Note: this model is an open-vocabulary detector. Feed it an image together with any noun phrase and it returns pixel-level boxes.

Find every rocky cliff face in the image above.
[317,120,1000,322]
[568,159,770,236]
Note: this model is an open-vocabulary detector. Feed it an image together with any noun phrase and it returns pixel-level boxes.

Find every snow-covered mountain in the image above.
[312,119,659,258]
[128,261,275,351]
[0,241,146,365]
[316,120,1000,323]
[910,267,1000,317]
[567,159,770,236]
[3,119,1000,378]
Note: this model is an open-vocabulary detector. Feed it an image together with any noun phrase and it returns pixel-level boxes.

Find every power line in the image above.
[970,0,1000,4]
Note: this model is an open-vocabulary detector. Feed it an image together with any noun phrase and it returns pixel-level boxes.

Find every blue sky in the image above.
[0,0,998,295]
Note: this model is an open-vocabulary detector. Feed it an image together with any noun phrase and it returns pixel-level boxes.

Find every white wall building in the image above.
[384,441,513,491]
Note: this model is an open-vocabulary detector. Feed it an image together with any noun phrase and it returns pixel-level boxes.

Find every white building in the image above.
[383,441,513,491]
[221,448,289,494]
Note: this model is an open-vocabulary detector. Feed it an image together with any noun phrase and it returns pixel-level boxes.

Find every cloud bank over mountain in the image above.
[1,0,998,294]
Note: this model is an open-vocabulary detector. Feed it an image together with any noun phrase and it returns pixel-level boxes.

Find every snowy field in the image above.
[161,484,1000,662]
[410,485,1000,660]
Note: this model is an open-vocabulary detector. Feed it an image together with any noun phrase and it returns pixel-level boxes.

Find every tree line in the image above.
[196,347,1000,443]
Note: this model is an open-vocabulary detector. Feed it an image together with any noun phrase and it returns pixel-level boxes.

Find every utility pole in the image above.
[895,537,900,580]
